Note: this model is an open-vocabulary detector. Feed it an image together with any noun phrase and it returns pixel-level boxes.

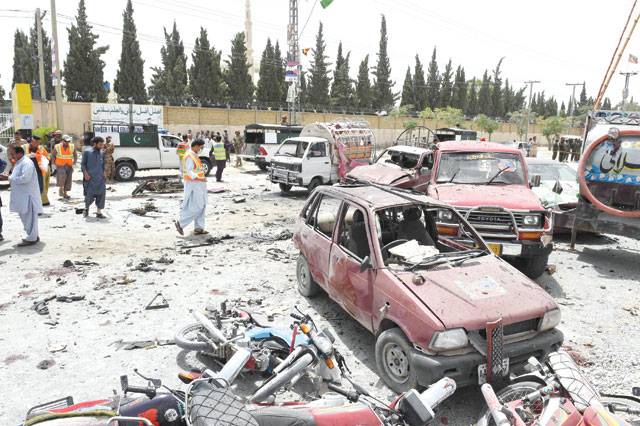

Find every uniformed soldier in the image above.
[103,136,115,183]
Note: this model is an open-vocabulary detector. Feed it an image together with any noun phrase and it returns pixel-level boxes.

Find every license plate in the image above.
[478,358,509,385]
[487,243,502,256]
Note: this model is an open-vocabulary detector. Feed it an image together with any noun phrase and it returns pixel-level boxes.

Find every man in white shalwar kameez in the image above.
[0,146,43,246]
[175,140,209,236]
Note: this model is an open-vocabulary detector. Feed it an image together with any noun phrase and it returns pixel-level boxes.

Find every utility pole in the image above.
[287,0,300,125]
[36,8,47,126]
[620,71,638,110]
[524,80,540,143]
[565,82,582,129]
[50,0,64,131]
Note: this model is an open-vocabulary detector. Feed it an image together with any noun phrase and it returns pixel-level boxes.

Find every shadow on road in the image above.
[536,272,566,298]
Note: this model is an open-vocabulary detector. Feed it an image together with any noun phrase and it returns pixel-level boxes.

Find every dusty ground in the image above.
[0,158,639,425]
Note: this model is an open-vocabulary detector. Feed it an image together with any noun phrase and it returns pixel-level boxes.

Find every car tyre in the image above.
[519,252,549,279]
[307,177,322,193]
[115,162,136,182]
[279,183,292,193]
[258,164,268,171]
[375,328,419,393]
[200,158,212,176]
[296,255,320,297]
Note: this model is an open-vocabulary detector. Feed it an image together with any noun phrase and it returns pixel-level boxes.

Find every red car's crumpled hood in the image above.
[431,183,544,210]
[347,164,413,185]
[393,256,556,330]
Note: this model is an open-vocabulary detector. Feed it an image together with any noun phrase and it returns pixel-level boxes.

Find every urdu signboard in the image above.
[91,103,164,126]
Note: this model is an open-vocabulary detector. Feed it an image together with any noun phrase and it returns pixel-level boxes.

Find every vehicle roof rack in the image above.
[590,110,640,126]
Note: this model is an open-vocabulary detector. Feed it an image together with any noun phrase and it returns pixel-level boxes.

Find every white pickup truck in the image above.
[95,126,213,181]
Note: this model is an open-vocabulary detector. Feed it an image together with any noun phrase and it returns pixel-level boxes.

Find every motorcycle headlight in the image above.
[429,328,468,351]
[437,209,454,222]
[523,214,541,227]
[538,309,561,332]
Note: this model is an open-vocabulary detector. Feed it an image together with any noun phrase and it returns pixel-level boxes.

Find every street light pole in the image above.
[524,80,540,143]
[565,82,582,130]
[620,71,638,109]
[35,8,47,126]
[50,0,64,131]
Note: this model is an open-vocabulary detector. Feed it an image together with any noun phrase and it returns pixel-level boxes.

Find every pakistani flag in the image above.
[320,0,333,9]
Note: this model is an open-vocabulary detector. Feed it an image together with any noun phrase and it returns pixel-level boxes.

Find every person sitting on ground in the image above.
[399,208,434,246]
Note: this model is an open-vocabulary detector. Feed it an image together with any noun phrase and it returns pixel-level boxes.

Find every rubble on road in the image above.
[132,178,183,196]
[130,201,160,216]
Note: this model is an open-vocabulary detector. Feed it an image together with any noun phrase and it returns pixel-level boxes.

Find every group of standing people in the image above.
[0,130,109,245]
[552,137,581,162]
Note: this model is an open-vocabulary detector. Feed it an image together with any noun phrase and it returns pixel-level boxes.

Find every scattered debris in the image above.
[132,258,166,273]
[178,234,234,249]
[37,359,56,370]
[156,254,174,265]
[545,264,557,275]
[112,339,175,351]
[132,178,183,196]
[250,225,293,242]
[266,248,291,261]
[116,276,136,285]
[623,305,639,316]
[208,187,226,194]
[130,202,159,216]
[62,259,99,268]
[33,296,56,315]
[233,197,246,203]
[56,295,85,303]
[47,343,67,353]
[3,354,27,365]
[145,293,170,310]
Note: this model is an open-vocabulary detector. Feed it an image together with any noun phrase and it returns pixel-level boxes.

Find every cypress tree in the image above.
[400,66,414,107]
[149,22,188,105]
[299,70,307,105]
[465,78,478,117]
[64,0,109,102]
[477,70,492,115]
[256,38,278,105]
[413,55,426,111]
[602,97,612,110]
[29,19,54,99]
[190,27,224,106]
[354,55,372,111]
[274,42,287,104]
[114,0,146,103]
[224,32,254,105]
[502,79,513,115]
[307,23,331,108]
[451,65,467,111]
[579,82,587,107]
[372,15,394,110]
[12,30,33,86]
[330,42,353,107]
[439,59,453,107]
[513,87,526,111]
[425,47,439,109]
[0,85,5,105]
[559,101,566,117]
[490,58,504,117]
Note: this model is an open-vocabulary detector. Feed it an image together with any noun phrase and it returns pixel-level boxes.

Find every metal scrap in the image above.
[132,178,183,196]
[178,234,234,249]
[145,293,169,310]
[130,202,159,217]
[111,339,175,351]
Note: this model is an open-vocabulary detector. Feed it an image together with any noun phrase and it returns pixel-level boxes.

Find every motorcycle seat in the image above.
[188,383,259,426]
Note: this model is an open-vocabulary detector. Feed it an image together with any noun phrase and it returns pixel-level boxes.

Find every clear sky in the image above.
[1,0,639,108]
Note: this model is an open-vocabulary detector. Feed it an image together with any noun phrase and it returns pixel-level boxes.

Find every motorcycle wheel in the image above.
[600,395,640,423]
[475,381,542,426]
[174,322,216,352]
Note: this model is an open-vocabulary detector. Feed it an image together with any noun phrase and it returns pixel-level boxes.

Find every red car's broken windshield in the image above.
[436,152,525,185]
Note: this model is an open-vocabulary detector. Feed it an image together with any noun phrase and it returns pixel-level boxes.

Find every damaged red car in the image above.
[293,184,563,393]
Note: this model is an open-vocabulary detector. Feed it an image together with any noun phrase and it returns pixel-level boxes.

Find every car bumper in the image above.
[269,169,302,186]
[483,238,553,259]
[411,328,563,387]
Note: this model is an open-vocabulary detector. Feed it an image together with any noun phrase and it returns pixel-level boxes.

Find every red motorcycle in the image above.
[476,351,640,426]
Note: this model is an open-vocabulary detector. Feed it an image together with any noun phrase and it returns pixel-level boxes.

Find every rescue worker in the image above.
[552,138,559,161]
[176,134,189,181]
[175,140,208,236]
[23,135,50,206]
[212,135,226,182]
[233,130,244,167]
[0,146,42,246]
[103,136,115,183]
[52,135,77,199]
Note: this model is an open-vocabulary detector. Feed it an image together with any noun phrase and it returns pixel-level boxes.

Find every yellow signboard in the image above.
[12,83,34,129]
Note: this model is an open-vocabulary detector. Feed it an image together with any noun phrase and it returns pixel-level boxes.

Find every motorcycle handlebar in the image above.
[327,383,360,402]
[290,312,304,321]
[419,377,457,411]
[125,385,155,398]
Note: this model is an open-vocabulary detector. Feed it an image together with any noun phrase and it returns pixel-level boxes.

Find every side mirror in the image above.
[359,256,372,273]
[529,174,541,188]
[419,167,431,175]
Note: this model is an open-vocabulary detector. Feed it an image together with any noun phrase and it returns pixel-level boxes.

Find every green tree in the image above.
[578,82,587,108]
[256,38,278,104]
[307,22,331,107]
[0,85,5,105]
[451,65,467,111]
[274,42,287,104]
[507,110,530,140]
[475,114,499,140]
[559,101,566,117]
[425,47,439,109]
[149,22,188,105]
[372,15,395,110]
[354,55,372,111]
[542,115,566,145]
[439,59,453,107]
[435,106,464,127]
[419,107,435,120]
[299,70,307,105]
[477,70,492,115]
[330,42,353,107]
[189,27,224,106]
[400,66,414,107]
[12,30,32,86]
[29,18,54,99]
[465,78,478,117]
[224,32,254,105]
[114,0,146,103]
[413,54,427,110]
[490,58,504,117]
[64,0,109,102]
[602,97,612,110]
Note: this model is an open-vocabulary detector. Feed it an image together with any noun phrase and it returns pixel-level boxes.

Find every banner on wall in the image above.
[91,103,163,126]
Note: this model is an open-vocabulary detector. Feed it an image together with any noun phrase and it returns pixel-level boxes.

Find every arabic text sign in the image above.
[585,137,640,186]
[91,103,164,126]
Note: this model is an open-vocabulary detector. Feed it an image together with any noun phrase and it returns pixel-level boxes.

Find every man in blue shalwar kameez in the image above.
[81,137,107,219]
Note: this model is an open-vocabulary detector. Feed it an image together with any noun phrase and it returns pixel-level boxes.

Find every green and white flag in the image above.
[320,0,333,9]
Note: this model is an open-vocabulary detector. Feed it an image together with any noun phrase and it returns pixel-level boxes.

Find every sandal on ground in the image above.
[194,229,209,235]
[175,220,184,236]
